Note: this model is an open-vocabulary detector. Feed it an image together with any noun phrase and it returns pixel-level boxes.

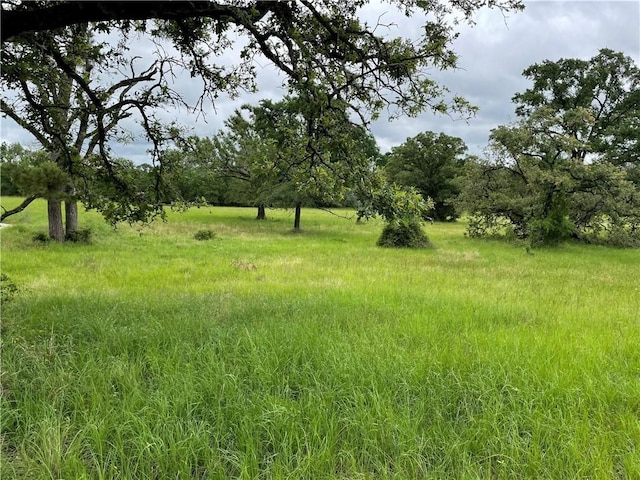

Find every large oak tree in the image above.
[457,49,640,246]
[1,22,185,238]
[206,95,381,229]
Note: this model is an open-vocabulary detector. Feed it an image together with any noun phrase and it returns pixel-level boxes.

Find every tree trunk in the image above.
[48,199,65,241]
[256,204,266,220]
[293,202,301,231]
[65,199,78,236]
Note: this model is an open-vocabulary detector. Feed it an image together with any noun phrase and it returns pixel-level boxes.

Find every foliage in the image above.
[384,132,468,221]
[0,142,26,195]
[1,144,68,198]
[0,273,18,304]
[457,49,640,246]
[79,156,173,226]
[376,219,431,248]
[1,22,189,231]
[157,143,231,206]
[352,170,434,248]
[372,182,432,224]
[513,49,640,172]
[197,95,383,228]
[65,227,92,244]
[372,182,433,247]
[31,232,51,243]
[1,0,524,229]
[193,229,215,241]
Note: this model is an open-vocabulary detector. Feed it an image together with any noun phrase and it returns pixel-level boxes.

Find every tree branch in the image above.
[1,195,38,221]
[1,1,275,42]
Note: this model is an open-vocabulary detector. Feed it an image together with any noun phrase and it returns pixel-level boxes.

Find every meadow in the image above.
[1,198,639,479]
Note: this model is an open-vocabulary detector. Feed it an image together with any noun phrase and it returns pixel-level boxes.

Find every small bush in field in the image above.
[374,183,433,248]
[377,220,431,248]
[194,229,216,241]
[0,273,18,304]
[32,232,51,244]
[66,228,93,244]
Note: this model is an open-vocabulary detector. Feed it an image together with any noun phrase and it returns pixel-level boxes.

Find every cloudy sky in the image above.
[1,0,639,161]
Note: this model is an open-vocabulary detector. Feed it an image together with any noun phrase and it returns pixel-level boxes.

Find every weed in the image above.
[65,228,93,244]
[231,259,257,271]
[0,273,18,304]
[31,232,50,244]
[194,229,216,241]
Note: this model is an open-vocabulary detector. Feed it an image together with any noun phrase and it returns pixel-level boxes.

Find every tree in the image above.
[206,108,285,220]
[0,144,69,233]
[0,142,27,197]
[152,140,232,207]
[1,21,187,239]
[513,49,640,168]
[384,132,468,221]
[206,95,382,229]
[457,49,640,246]
[2,0,524,230]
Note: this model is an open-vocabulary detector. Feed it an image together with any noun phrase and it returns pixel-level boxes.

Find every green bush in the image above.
[66,228,93,244]
[194,229,216,241]
[377,220,431,248]
[581,224,640,248]
[0,273,18,304]
[32,232,51,244]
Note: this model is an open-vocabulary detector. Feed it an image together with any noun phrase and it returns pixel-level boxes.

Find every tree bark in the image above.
[256,204,266,220]
[48,199,65,241]
[294,202,301,231]
[65,200,79,235]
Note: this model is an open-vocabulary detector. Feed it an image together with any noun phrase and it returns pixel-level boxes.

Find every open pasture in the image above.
[1,198,639,479]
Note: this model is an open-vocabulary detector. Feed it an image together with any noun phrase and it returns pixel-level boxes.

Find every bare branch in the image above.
[1,195,38,221]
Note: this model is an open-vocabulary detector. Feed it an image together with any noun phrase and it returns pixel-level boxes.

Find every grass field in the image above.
[1,198,639,479]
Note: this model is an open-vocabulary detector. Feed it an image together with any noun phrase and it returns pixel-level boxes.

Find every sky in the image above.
[1,0,639,162]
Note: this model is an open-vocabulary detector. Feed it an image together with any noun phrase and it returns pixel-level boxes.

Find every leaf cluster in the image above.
[202,95,382,209]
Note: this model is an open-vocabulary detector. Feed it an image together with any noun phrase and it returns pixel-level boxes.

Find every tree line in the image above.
[4,49,639,247]
[1,0,525,247]
[2,2,638,247]
[3,48,640,247]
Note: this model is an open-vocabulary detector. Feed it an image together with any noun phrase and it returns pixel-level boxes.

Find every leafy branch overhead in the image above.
[1,0,523,229]
[2,0,524,122]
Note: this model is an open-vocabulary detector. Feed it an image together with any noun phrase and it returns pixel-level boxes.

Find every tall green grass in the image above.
[1,198,639,479]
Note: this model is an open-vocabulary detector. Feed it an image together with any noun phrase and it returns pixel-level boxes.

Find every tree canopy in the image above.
[383,131,469,221]
[1,0,524,230]
[3,0,520,123]
[457,49,640,246]
[197,95,382,228]
[1,20,191,239]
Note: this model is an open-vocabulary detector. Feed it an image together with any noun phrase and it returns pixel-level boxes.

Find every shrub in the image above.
[66,228,93,244]
[32,232,51,243]
[377,220,431,248]
[581,223,640,248]
[373,183,434,248]
[0,273,18,304]
[194,229,216,241]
